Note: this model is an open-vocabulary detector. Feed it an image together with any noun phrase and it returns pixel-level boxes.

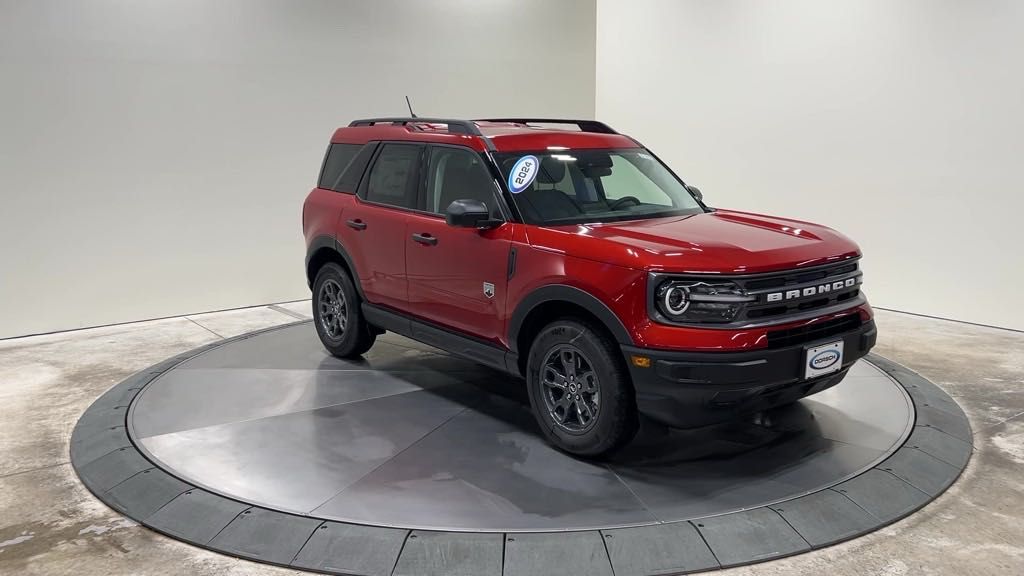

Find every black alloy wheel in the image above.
[318,279,348,340]
[540,345,601,433]
[311,263,376,358]
[526,318,639,458]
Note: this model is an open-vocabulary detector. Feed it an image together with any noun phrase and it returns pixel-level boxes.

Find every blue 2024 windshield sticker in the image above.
[508,155,539,193]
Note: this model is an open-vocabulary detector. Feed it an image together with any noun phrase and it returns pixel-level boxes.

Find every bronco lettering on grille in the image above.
[765,277,858,303]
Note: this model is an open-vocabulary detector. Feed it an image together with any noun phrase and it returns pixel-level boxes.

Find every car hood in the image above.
[527,210,861,273]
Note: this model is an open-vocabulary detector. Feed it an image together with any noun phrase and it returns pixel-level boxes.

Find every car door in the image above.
[405,145,513,344]
[338,142,424,311]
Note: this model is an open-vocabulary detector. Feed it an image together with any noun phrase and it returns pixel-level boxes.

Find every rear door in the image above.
[338,142,424,310]
[404,145,512,344]
[305,142,366,258]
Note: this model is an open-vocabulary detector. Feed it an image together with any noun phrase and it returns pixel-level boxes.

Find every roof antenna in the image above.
[405,96,417,118]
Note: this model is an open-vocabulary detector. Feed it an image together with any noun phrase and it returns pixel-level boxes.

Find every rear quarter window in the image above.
[318,143,361,191]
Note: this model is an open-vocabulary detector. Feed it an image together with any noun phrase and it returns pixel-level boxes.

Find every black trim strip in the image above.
[475,118,618,135]
[362,303,511,373]
[350,117,483,136]
[304,237,366,300]
[507,248,517,281]
[348,117,496,152]
[507,285,634,353]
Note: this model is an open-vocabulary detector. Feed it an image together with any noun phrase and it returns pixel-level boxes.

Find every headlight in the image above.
[653,278,756,323]
[662,284,690,314]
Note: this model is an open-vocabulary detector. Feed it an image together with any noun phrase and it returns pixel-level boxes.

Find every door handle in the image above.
[411,233,438,246]
[346,219,367,231]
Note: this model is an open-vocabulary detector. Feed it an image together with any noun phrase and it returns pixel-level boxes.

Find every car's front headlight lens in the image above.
[653,278,755,323]
[661,283,690,314]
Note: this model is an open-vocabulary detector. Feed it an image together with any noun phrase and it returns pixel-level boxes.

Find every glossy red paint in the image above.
[337,197,409,310]
[304,120,873,357]
[405,212,513,344]
[302,187,345,251]
[506,226,868,352]
[522,210,861,274]
[481,129,638,152]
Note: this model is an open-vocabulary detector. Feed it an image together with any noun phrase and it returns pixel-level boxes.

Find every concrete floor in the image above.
[0,304,1021,576]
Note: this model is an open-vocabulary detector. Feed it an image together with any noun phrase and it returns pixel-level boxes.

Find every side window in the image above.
[365,144,421,209]
[318,143,361,191]
[425,147,498,215]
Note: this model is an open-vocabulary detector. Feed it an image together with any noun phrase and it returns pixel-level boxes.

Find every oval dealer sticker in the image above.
[508,155,539,193]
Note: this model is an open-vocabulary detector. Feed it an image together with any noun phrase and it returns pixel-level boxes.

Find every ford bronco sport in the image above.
[303,117,876,457]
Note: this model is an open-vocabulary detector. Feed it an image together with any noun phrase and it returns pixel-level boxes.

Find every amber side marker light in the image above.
[631,355,651,368]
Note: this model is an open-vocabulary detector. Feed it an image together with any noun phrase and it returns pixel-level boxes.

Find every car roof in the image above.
[330,118,640,153]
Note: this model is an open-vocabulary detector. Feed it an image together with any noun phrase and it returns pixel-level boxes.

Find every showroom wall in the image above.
[597,0,1024,330]
[0,0,596,338]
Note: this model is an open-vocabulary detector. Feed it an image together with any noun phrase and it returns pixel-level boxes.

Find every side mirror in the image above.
[445,199,501,229]
[686,184,703,202]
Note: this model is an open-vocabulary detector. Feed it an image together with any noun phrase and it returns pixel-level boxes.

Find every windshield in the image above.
[495,149,705,225]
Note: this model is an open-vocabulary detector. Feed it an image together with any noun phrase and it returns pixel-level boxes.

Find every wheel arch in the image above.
[305,236,364,299]
[508,285,634,374]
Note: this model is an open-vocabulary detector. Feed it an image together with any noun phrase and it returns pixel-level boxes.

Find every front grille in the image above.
[735,260,862,322]
[743,263,857,291]
[766,314,862,349]
[647,258,865,328]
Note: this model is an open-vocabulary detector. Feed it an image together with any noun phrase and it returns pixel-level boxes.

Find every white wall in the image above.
[597,0,1024,330]
[0,0,596,338]
[5,0,1020,337]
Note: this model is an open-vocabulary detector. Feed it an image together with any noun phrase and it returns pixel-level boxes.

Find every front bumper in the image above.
[622,320,877,428]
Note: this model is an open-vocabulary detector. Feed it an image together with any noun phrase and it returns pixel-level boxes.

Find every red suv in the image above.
[303,117,876,457]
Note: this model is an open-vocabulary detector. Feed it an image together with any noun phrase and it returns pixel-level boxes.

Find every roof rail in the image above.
[475,118,618,134]
[348,117,483,136]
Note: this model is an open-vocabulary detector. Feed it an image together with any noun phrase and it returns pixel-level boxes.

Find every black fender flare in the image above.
[507,284,634,354]
[305,236,365,299]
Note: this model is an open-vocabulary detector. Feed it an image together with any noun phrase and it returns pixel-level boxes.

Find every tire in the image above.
[525,318,639,458]
[311,263,376,358]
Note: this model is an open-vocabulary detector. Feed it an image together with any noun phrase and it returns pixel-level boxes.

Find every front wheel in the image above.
[312,263,375,358]
[525,319,638,458]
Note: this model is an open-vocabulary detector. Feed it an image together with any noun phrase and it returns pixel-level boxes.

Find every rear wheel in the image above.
[312,263,375,358]
[526,319,638,458]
